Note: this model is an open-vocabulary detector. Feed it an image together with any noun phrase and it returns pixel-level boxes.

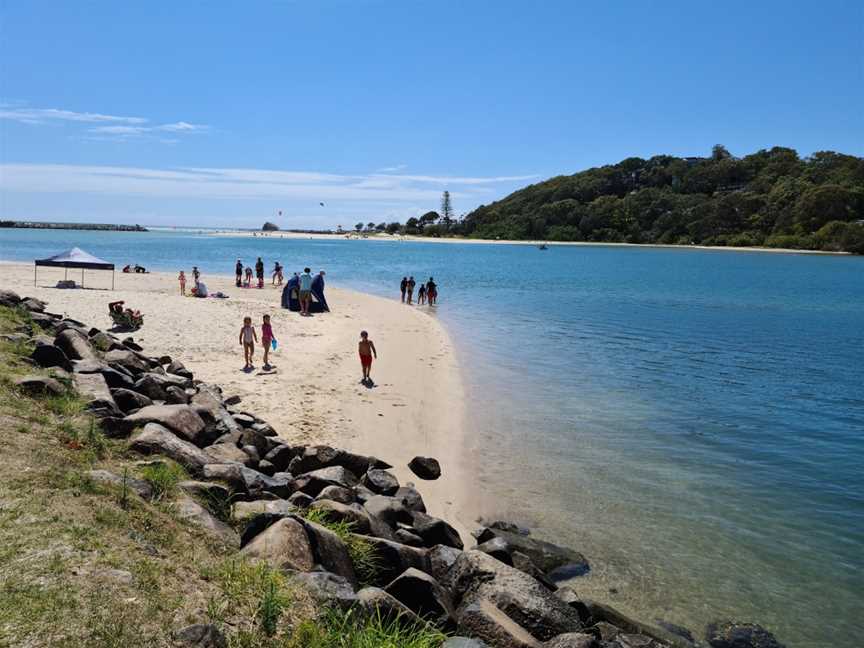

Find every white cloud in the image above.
[376,164,408,172]
[0,106,147,125]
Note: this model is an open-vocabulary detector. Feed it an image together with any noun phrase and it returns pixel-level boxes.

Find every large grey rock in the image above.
[584,601,692,648]
[0,288,21,307]
[178,480,231,503]
[408,456,441,480]
[263,444,298,472]
[293,571,357,610]
[110,387,153,414]
[363,468,400,495]
[475,526,589,575]
[449,551,582,641]
[122,404,206,445]
[233,499,296,523]
[202,464,292,497]
[289,445,388,477]
[240,516,315,572]
[316,485,355,504]
[705,621,786,648]
[191,386,242,436]
[310,500,373,534]
[133,372,189,400]
[477,536,514,565]
[73,372,120,416]
[103,349,150,375]
[175,496,239,546]
[173,623,227,648]
[395,484,427,512]
[295,465,358,495]
[411,511,463,549]
[384,567,455,628]
[356,587,424,626]
[542,633,595,648]
[364,494,413,527]
[129,423,210,474]
[31,343,72,371]
[302,520,358,587]
[362,536,430,585]
[54,329,98,361]
[15,375,65,397]
[456,597,543,648]
[87,469,153,499]
[205,442,254,466]
[429,544,463,583]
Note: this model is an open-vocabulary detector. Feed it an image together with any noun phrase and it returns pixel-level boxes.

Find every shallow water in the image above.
[2,229,862,646]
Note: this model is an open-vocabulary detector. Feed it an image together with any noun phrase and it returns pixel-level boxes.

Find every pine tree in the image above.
[441,191,453,230]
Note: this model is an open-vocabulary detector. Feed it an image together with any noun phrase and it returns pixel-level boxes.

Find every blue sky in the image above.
[1,0,861,228]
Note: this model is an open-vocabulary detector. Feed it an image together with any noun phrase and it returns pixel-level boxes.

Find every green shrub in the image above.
[140,461,186,501]
[301,509,382,586]
[289,607,447,648]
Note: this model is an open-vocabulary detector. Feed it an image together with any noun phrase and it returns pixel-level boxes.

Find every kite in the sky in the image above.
[319,202,325,207]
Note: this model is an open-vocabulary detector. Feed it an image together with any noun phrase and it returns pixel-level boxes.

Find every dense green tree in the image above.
[385,221,401,234]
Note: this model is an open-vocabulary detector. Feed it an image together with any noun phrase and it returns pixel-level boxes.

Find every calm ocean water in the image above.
[1,229,862,646]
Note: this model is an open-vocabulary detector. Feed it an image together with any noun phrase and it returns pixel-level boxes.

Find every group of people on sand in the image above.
[234,258,291,288]
[178,266,207,297]
[400,276,437,305]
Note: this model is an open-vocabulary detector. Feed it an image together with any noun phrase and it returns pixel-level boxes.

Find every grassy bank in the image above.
[0,303,446,647]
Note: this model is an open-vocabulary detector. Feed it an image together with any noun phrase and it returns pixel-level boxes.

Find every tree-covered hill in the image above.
[458,146,864,253]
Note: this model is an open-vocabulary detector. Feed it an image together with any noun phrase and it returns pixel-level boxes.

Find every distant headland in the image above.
[0,220,148,232]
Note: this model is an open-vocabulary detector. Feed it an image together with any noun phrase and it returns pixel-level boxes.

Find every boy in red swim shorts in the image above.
[358,330,377,384]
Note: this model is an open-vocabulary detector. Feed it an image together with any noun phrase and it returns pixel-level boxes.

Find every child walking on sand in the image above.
[239,316,258,371]
[178,270,186,296]
[358,330,377,384]
[261,314,276,369]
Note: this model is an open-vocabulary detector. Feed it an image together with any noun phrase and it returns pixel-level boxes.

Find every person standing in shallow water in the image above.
[255,257,264,289]
[417,283,426,305]
[426,276,437,305]
[406,276,416,304]
[400,276,408,303]
[235,259,243,287]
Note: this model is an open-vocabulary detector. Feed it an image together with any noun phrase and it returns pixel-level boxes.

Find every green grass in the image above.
[140,460,187,501]
[301,508,383,586]
[290,607,448,648]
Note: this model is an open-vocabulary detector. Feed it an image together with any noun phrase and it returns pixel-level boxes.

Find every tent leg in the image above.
[112,270,115,291]
[82,268,85,288]
[34,265,36,287]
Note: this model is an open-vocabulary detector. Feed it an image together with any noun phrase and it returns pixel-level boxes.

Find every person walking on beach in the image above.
[426,277,437,305]
[400,276,408,303]
[261,314,276,370]
[358,330,377,384]
[417,283,426,305]
[406,276,416,305]
[272,261,283,286]
[244,266,253,288]
[255,257,264,289]
[235,259,243,287]
[178,270,186,296]
[299,267,313,316]
[239,316,258,371]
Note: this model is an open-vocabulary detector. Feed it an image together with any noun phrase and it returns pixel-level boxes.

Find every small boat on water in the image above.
[538,243,548,250]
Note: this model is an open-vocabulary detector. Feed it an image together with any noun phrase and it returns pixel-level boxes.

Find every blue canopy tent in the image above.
[34,247,115,289]
[281,273,329,312]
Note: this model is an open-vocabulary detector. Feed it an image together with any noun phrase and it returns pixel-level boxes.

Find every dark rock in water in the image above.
[87,469,153,500]
[362,468,400,495]
[123,404,206,446]
[442,638,490,648]
[655,620,694,644]
[240,516,314,572]
[408,455,442,480]
[584,601,693,648]
[293,571,357,610]
[302,519,359,587]
[173,623,227,648]
[456,597,543,648]
[429,544,463,583]
[476,536,514,565]
[705,621,786,648]
[543,633,596,648]
[287,491,314,509]
[395,484,427,512]
[449,550,582,641]
[15,374,65,397]
[0,288,21,307]
[385,567,456,628]
[356,587,424,626]
[129,423,210,475]
[361,536,431,585]
[554,587,590,624]
[31,343,72,371]
[475,526,589,574]
[488,520,532,536]
[547,562,591,582]
[512,551,558,591]
[411,511,463,549]
[55,329,99,361]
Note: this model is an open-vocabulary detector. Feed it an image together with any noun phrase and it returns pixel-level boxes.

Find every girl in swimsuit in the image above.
[239,316,258,370]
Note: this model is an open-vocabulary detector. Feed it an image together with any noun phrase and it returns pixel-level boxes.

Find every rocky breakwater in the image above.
[2,285,788,648]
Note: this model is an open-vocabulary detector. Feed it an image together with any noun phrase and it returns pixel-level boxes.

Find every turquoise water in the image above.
[2,229,862,646]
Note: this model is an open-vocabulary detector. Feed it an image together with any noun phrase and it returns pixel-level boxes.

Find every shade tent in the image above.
[35,247,115,289]
[281,274,329,312]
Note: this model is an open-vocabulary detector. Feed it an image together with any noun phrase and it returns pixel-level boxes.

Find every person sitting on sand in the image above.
[239,316,258,371]
[122,264,131,273]
[178,270,186,296]
[299,267,313,316]
[244,266,253,288]
[400,276,408,303]
[358,330,377,383]
[417,283,426,305]
[235,259,243,287]
[406,276,416,305]
[261,314,276,369]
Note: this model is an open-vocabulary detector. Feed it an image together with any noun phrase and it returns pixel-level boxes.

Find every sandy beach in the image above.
[1,262,476,535]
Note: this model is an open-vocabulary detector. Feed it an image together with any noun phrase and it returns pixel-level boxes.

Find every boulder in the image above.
[302,519,359,587]
[289,445,387,477]
[239,427,281,457]
[31,343,72,371]
[310,500,372,534]
[288,491,314,509]
[73,372,121,416]
[110,388,153,414]
[513,552,558,591]
[364,495,413,527]
[122,404,206,445]
[240,516,315,572]
[165,385,190,404]
[257,460,276,476]
[363,468,400,495]
[263,444,298,472]
[582,602,689,647]
[362,536,430,585]
[167,359,193,380]
[705,622,786,648]
[233,499,296,524]
[202,464,292,498]
[175,496,239,546]
[477,537,513,565]
[456,597,543,648]
[395,528,425,546]
[655,621,694,644]
[384,567,456,628]
[129,423,210,474]
[55,329,99,361]
[205,443,254,466]
[89,331,115,352]
[449,551,582,641]
[293,571,357,610]
[316,485,355,504]
[0,288,21,307]
[122,337,143,351]
[173,623,227,648]
[295,466,359,495]
[20,297,47,312]
[475,526,589,575]
[395,484,427,512]
[133,374,169,400]
[86,469,153,499]
[191,387,242,436]
[97,366,136,389]
[103,349,150,375]
[543,633,596,648]
[411,511,463,549]
[408,456,441,480]
[15,375,65,397]
[356,587,424,626]
[178,480,231,503]
[429,544,463,583]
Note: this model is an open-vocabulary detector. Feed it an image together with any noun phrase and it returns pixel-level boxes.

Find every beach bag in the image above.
[271,339,278,350]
